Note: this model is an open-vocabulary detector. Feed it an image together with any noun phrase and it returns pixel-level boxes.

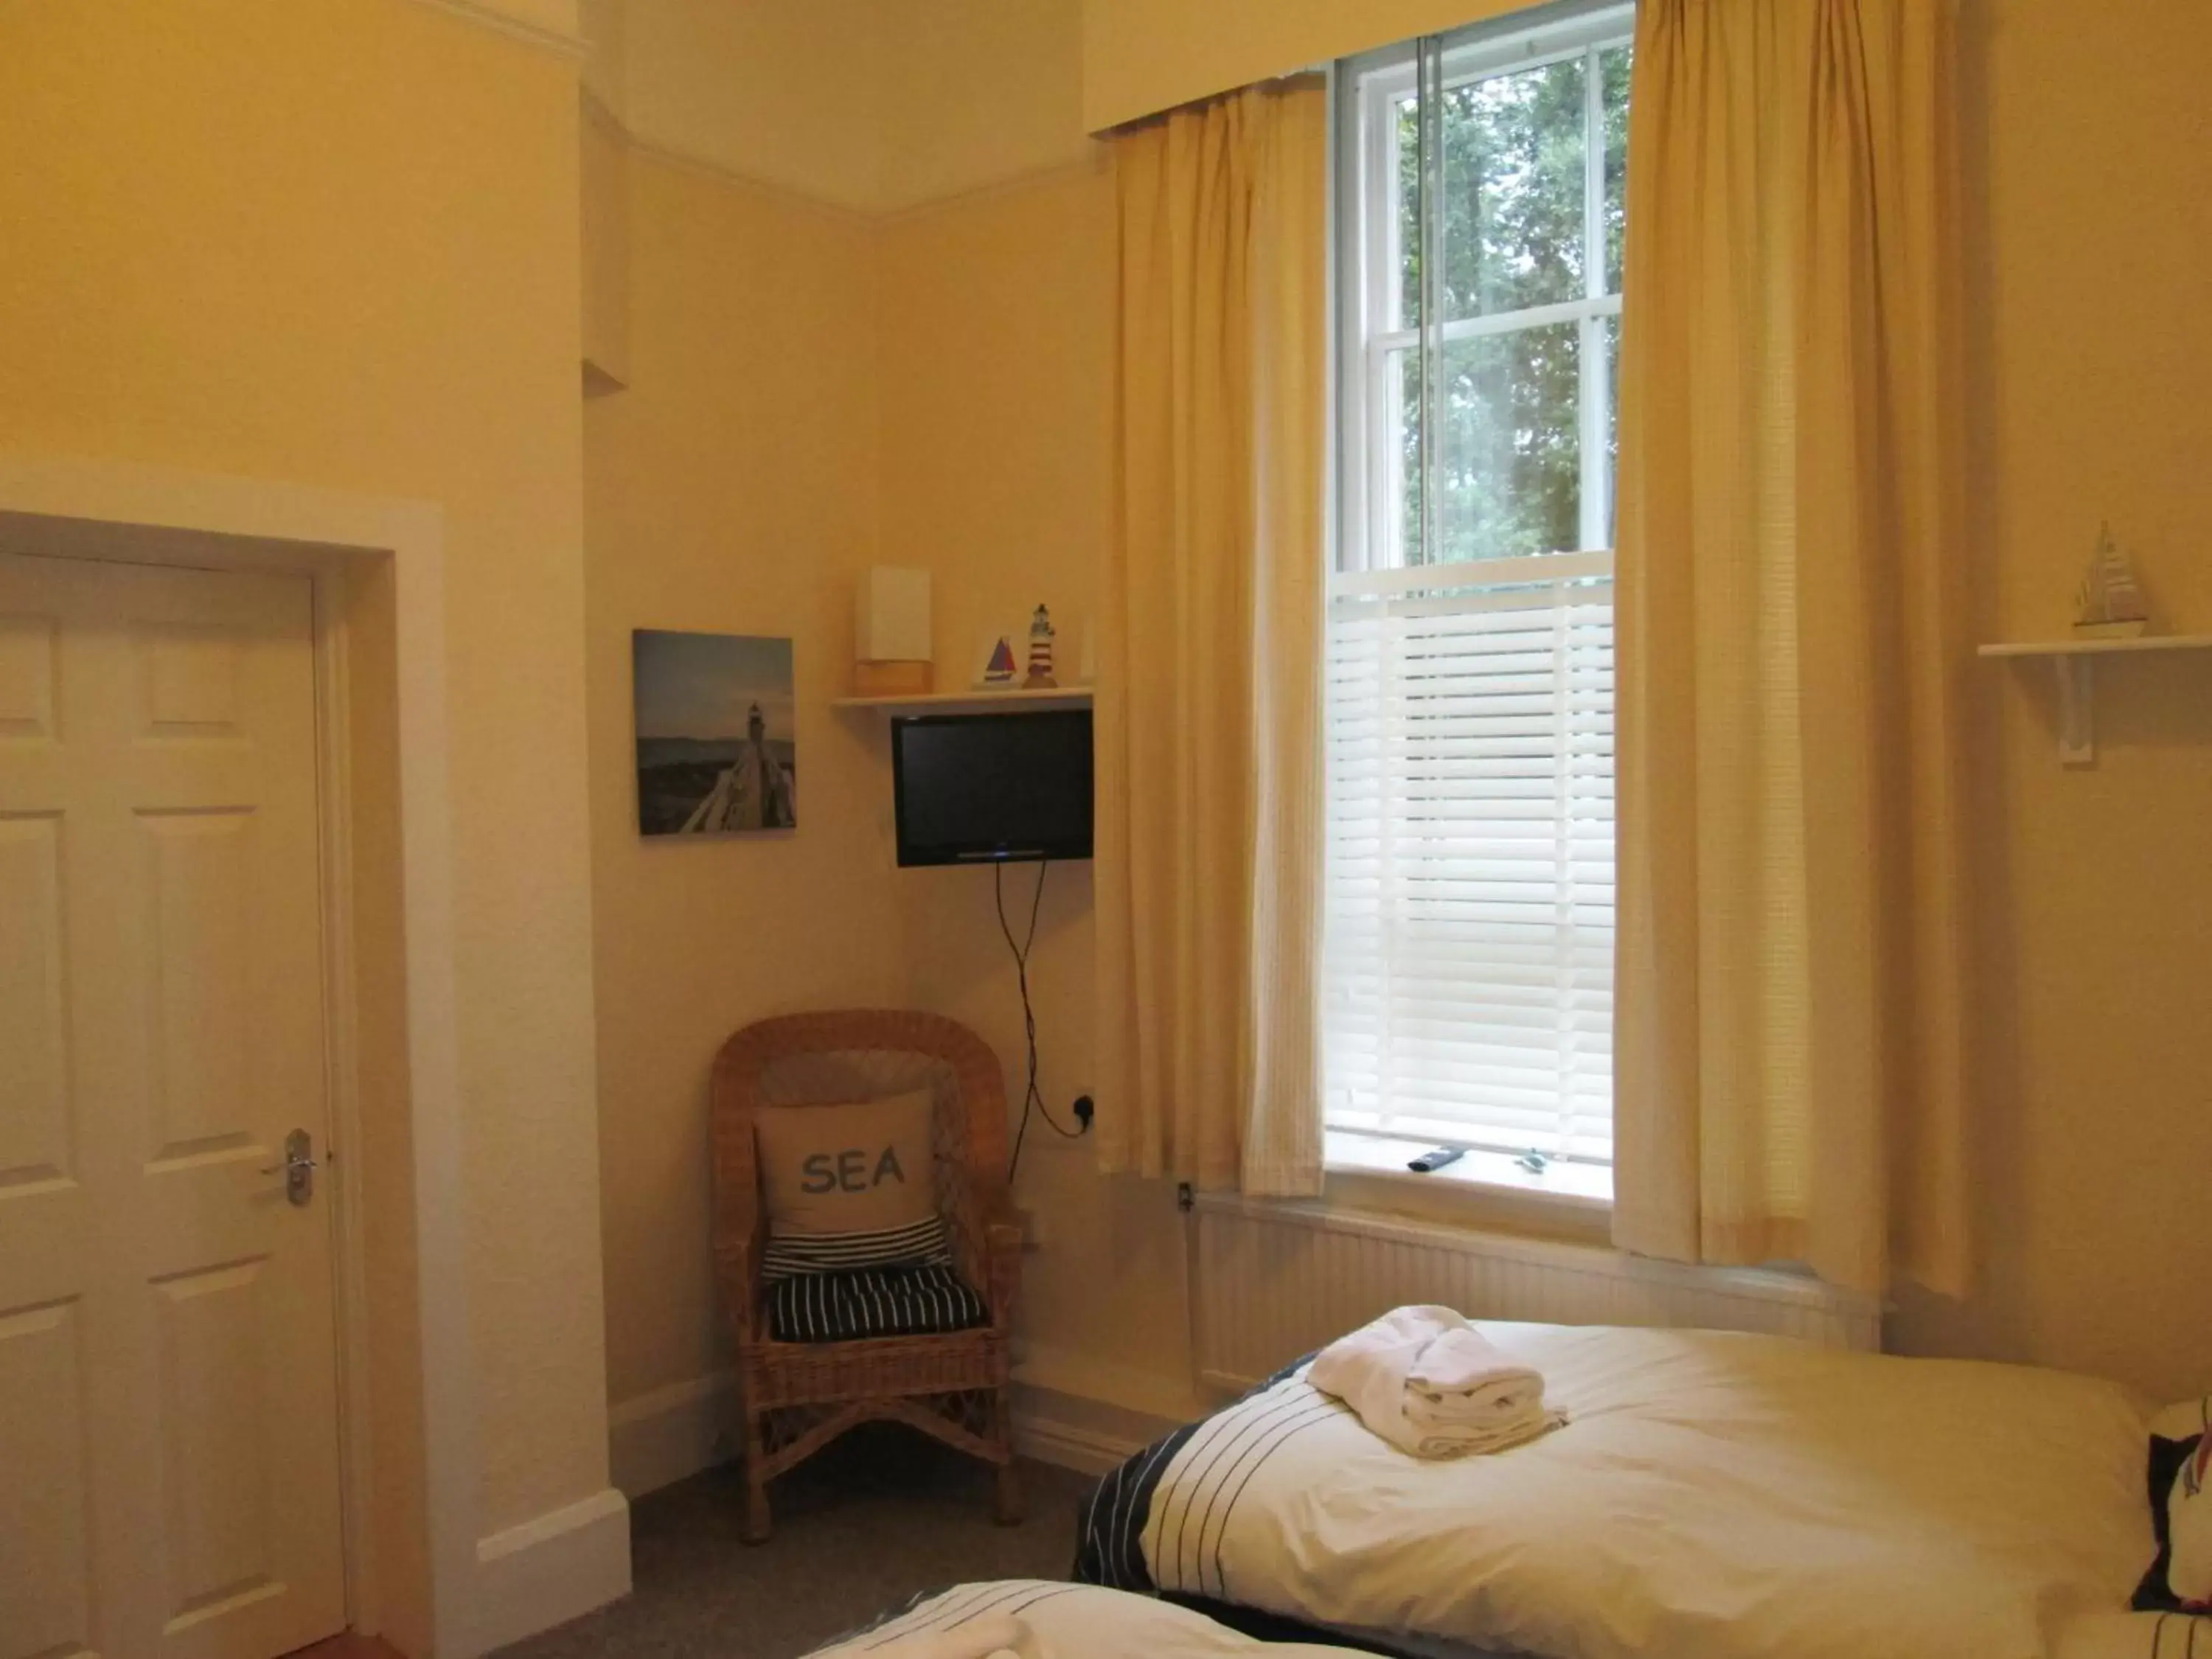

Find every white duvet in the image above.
[808,1581,1366,1659]
[1136,1322,2154,1659]
[2056,1612,2212,1659]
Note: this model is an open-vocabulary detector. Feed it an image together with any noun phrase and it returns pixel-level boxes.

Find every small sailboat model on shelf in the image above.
[2073,524,2151,639]
[981,636,1020,686]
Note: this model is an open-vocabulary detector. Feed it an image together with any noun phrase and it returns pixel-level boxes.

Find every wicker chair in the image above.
[709,1009,1024,1543]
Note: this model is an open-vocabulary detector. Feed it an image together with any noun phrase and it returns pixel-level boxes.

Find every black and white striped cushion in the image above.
[2137,1394,2212,1615]
[768,1262,989,1344]
[761,1215,951,1281]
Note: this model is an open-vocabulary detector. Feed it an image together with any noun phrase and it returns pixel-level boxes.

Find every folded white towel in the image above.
[1310,1306,1563,1459]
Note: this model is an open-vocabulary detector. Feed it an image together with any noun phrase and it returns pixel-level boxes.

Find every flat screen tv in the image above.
[891,709,1093,866]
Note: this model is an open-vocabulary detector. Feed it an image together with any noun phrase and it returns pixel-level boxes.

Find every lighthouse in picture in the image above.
[1023,603,1058,689]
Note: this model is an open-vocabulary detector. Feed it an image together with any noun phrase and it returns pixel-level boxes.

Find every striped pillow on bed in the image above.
[2135,1394,2212,1614]
[760,1214,952,1281]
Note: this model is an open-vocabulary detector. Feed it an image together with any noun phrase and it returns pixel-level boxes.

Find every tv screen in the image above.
[891,709,1093,866]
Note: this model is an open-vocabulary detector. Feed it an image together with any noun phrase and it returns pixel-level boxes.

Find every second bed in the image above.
[1075,1321,2162,1659]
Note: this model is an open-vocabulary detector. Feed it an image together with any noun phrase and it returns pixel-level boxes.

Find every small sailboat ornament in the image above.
[2073,524,2150,639]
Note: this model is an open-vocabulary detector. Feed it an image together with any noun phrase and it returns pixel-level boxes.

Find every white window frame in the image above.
[1338,5,1631,579]
[1326,4,1632,1192]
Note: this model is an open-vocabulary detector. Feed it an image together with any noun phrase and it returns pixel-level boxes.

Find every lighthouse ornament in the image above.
[1023,603,1059,689]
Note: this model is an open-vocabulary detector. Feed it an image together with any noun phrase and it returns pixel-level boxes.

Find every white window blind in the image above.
[1325,554,1615,1164]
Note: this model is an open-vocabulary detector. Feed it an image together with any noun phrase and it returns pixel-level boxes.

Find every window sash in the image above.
[1328,6,1630,1169]
[1336,6,1632,577]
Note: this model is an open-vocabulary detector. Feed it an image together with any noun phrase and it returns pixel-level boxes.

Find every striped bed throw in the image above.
[768,1262,989,1344]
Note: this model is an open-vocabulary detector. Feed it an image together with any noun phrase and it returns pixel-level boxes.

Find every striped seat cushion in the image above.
[761,1215,951,1281]
[768,1262,990,1345]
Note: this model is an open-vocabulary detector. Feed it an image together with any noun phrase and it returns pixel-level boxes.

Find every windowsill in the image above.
[1321,1130,1613,1245]
[1326,1131,1613,1203]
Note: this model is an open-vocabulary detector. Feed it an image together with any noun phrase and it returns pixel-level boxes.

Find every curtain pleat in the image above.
[1612,0,1969,1295]
[1096,78,1329,1196]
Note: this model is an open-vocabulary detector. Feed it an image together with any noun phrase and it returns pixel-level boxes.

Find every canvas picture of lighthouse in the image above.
[633,630,796,836]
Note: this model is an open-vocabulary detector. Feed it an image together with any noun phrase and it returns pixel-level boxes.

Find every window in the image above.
[1326,5,1631,1180]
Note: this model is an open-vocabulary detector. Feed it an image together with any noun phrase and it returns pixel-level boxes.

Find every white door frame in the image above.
[0,451,479,1656]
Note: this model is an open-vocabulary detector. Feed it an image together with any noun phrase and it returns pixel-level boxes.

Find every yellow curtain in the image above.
[1612,0,1971,1295]
[1095,77,1328,1195]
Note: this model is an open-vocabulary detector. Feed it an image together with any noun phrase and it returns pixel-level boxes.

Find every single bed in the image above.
[1076,1321,2166,1659]
[804,1580,1384,1659]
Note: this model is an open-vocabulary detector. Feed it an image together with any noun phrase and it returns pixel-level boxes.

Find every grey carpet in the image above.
[495,1426,1096,1659]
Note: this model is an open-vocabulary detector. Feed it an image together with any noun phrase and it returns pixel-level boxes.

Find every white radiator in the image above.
[1191,1193,1882,1393]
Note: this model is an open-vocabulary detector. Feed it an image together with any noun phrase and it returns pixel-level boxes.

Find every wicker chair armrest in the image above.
[717,1222,768,1347]
[965,1175,1023,1327]
[979,1196,1021,1250]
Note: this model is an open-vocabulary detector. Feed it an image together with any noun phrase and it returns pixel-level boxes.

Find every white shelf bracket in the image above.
[2053,655,2094,765]
[1979,632,2212,764]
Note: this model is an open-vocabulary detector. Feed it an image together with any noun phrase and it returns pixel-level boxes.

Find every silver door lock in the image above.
[261,1129,318,1206]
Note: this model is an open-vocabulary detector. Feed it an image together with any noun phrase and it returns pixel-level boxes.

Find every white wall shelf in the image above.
[830,686,1093,717]
[1978,633,2212,764]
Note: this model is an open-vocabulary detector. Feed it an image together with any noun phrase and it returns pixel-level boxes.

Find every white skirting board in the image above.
[606,1370,1174,1499]
[1008,1378,1186,1476]
[470,1486,633,1655]
[608,1372,738,1500]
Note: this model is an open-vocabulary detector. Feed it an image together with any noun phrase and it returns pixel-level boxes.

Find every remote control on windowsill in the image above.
[1406,1146,1465,1174]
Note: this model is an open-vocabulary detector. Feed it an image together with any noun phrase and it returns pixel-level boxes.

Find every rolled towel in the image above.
[1407,1326,1547,1423]
[1310,1306,1563,1459]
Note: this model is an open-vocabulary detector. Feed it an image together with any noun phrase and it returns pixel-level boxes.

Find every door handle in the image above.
[260,1129,317,1206]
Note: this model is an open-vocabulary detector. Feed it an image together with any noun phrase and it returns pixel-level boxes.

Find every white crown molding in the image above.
[579,81,626,140]
[577,85,864,220]
[582,91,1103,226]
[404,0,588,60]
[876,150,1110,225]
[623,128,881,223]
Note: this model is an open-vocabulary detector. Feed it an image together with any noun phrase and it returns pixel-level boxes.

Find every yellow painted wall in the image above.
[615,0,1096,215]
[577,0,2212,1459]
[584,156,903,1411]
[582,132,1206,1440]
[20,0,2198,1573]
[877,0,1100,212]
[581,95,633,390]
[583,0,1204,1449]
[621,0,888,211]
[579,0,627,119]
[875,162,1203,1420]
[0,0,611,1553]
[1885,0,2212,1405]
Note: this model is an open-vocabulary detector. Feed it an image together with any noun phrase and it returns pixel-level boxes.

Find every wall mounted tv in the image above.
[891,709,1093,867]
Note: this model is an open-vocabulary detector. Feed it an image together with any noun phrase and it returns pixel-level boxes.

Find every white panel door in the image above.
[0,552,344,1659]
